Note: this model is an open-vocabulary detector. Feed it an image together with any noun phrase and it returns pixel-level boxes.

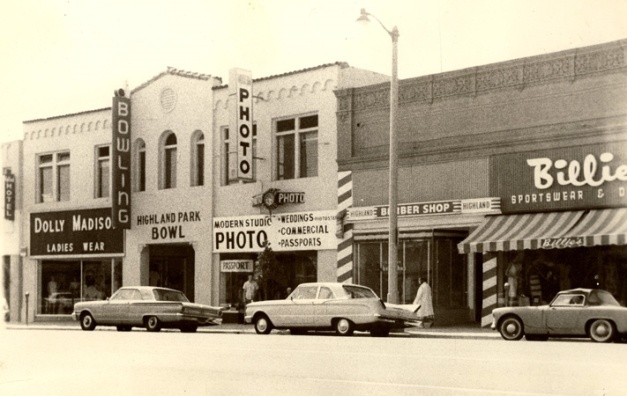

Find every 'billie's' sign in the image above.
[112,92,131,229]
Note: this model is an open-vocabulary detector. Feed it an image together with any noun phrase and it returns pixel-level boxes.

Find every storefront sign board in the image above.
[213,210,338,253]
[4,170,15,220]
[30,208,124,257]
[111,93,131,229]
[221,260,254,272]
[493,142,627,213]
[229,68,253,181]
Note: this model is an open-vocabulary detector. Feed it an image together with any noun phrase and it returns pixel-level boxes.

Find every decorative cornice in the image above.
[349,39,627,112]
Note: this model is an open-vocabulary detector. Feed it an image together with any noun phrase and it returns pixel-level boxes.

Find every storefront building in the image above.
[336,39,627,326]
[212,64,389,307]
[19,108,126,322]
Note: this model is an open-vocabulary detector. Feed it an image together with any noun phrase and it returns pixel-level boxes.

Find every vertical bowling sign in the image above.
[112,92,131,229]
[229,68,253,181]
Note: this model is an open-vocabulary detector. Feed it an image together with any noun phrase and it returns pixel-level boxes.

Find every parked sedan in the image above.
[492,288,627,342]
[72,286,223,332]
[245,282,419,337]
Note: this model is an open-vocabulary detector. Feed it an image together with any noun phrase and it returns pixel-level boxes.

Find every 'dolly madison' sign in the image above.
[30,208,124,256]
[492,142,627,213]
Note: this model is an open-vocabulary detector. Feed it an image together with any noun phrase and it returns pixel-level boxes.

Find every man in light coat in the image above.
[412,275,434,328]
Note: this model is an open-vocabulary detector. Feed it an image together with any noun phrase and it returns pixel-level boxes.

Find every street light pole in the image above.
[357,9,400,304]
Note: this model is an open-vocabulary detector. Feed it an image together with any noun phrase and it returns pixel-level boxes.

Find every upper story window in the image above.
[276,114,318,180]
[134,139,146,192]
[95,145,110,198]
[161,132,177,189]
[222,125,257,186]
[37,151,70,203]
[191,131,204,187]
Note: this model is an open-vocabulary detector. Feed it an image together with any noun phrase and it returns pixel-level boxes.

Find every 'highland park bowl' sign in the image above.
[492,142,627,214]
[212,210,338,253]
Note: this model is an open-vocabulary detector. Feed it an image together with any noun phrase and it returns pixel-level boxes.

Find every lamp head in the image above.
[356,8,370,24]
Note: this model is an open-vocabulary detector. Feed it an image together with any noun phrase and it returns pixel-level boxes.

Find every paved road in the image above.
[1,328,625,395]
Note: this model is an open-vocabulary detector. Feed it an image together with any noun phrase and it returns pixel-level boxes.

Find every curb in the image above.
[4,323,499,339]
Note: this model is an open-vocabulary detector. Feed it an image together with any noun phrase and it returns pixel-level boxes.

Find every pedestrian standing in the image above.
[412,274,434,328]
[242,274,259,305]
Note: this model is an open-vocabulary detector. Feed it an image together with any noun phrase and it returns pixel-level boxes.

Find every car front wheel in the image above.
[589,319,616,343]
[80,313,96,331]
[145,316,162,332]
[254,315,273,334]
[498,316,524,341]
[335,318,354,336]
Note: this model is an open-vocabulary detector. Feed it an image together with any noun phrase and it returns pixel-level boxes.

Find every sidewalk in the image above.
[4,321,499,340]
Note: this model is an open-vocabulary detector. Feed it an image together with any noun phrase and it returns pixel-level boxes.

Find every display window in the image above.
[39,259,122,315]
[501,246,627,306]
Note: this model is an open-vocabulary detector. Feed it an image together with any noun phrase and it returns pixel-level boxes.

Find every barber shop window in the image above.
[95,145,110,198]
[276,114,318,180]
[37,151,70,203]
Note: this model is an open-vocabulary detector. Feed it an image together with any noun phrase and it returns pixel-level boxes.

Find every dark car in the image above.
[492,288,627,342]
[72,286,223,332]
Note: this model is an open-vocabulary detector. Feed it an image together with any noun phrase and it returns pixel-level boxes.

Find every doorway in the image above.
[149,244,195,300]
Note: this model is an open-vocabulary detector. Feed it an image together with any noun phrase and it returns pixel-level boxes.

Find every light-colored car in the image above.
[245,282,419,337]
[492,288,627,342]
[72,286,223,332]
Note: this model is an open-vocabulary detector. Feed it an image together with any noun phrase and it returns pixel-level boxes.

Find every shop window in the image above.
[134,139,146,192]
[39,259,122,315]
[275,114,318,180]
[159,132,177,189]
[221,125,257,186]
[191,131,204,187]
[37,151,70,203]
[95,145,110,198]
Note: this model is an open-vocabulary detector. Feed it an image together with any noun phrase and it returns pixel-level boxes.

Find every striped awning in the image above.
[561,208,627,247]
[457,211,585,254]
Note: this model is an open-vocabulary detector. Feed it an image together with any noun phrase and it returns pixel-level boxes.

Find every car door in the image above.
[313,286,335,327]
[126,289,148,325]
[101,289,133,324]
[283,285,316,327]
[546,293,584,335]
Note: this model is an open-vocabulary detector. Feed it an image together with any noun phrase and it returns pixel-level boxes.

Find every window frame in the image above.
[95,145,111,198]
[160,132,177,190]
[134,139,146,192]
[191,131,205,187]
[275,114,318,180]
[37,151,71,203]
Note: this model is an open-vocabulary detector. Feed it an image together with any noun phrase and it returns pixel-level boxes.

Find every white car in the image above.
[245,282,419,337]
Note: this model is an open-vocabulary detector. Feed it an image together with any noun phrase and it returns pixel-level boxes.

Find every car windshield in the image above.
[153,289,189,302]
[342,285,377,299]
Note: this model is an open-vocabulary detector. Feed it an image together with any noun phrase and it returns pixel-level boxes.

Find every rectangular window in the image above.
[276,114,318,180]
[139,149,146,192]
[96,146,110,198]
[165,147,177,189]
[38,152,70,202]
[222,125,257,186]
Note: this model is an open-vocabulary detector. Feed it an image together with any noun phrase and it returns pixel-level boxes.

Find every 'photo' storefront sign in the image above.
[492,142,627,213]
[30,208,124,257]
[213,210,338,253]
[346,198,501,222]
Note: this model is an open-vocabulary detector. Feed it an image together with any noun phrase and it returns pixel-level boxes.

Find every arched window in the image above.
[161,132,177,189]
[191,131,204,186]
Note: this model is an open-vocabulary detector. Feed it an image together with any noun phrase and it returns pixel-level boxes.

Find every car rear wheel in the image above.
[145,316,162,332]
[335,318,354,336]
[80,313,96,331]
[589,319,616,343]
[498,316,524,341]
[254,315,273,334]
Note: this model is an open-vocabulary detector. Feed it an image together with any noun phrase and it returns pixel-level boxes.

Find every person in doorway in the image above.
[412,274,434,328]
[242,274,259,305]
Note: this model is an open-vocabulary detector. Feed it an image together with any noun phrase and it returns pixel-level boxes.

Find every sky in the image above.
[1,0,626,145]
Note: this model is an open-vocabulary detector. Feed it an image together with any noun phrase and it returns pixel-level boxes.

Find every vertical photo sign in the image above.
[112,91,131,229]
[229,68,253,181]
